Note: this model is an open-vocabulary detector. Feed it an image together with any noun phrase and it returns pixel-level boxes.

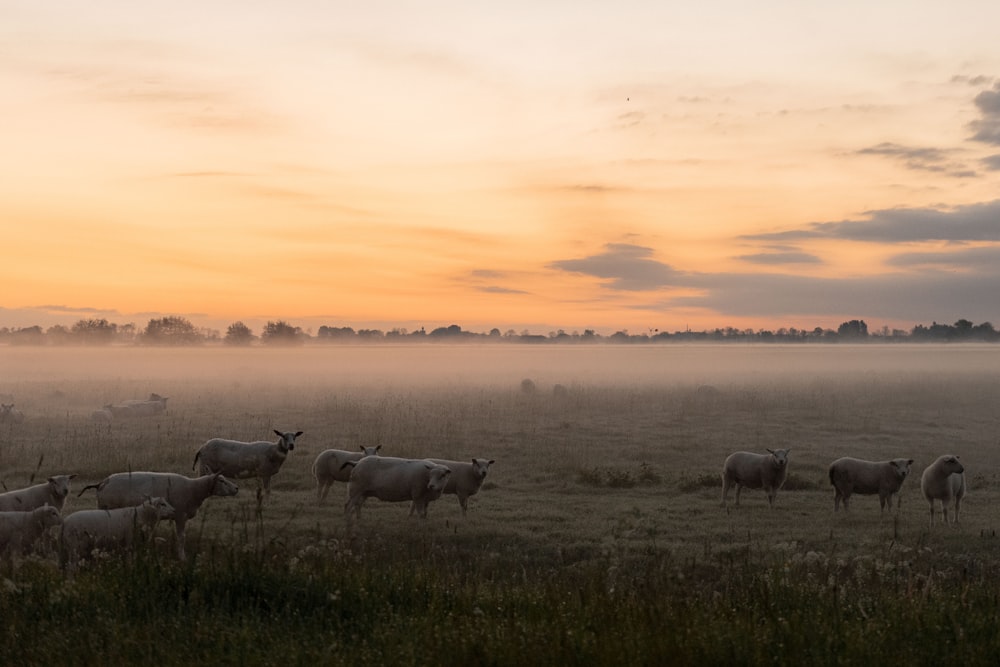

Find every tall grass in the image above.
[1,346,999,664]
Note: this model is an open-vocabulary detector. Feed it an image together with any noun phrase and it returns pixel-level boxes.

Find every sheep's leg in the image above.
[317,482,331,505]
[954,496,962,524]
[721,478,731,507]
[459,495,469,516]
[734,484,742,507]
[174,517,188,561]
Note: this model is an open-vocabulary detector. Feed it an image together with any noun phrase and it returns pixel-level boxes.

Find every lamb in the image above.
[344,456,452,520]
[312,445,382,504]
[721,449,790,508]
[60,497,175,567]
[0,475,77,512]
[920,454,966,525]
[0,403,25,424]
[828,457,914,512]
[0,506,63,557]
[426,457,494,515]
[78,472,239,560]
[193,430,302,497]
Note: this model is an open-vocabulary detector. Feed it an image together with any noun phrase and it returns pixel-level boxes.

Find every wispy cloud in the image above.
[548,243,681,291]
[855,142,976,178]
[735,250,822,265]
[742,200,1000,243]
[969,82,1000,145]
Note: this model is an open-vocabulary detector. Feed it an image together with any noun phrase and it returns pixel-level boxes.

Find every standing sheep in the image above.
[312,445,382,504]
[344,457,452,520]
[721,449,790,508]
[0,475,77,512]
[60,497,175,568]
[193,430,302,497]
[78,472,239,560]
[920,454,966,525]
[426,457,494,515]
[0,506,63,557]
[0,404,25,424]
[828,457,914,512]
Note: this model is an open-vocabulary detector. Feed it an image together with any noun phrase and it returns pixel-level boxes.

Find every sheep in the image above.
[0,506,63,557]
[921,454,966,525]
[828,457,913,512]
[0,403,25,424]
[426,457,494,515]
[344,456,452,520]
[107,393,168,418]
[0,475,77,512]
[312,445,382,504]
[721,449,790,508]
[60,497,175,568]
[78,472,239,560]
[193,430,302,497]
[91,406,114,422]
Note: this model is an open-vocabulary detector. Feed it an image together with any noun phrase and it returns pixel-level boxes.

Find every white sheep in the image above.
[0,475,77,512]
[107,393,168,418]
[344,456,452,520]
[60,497,175,567]
[721,449,790,508]
[0,506,63,557]
[78,472,239,560]
[828,457,914,512]
[312,445,382,504]
[426,457,494,515]
[91,406,114,422]
[193,430,302,497]
[0,403,25,424]
[920,454,966,525]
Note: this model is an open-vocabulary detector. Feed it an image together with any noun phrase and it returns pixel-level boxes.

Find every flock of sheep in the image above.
[0,399,496,568]
[721,448,967,524]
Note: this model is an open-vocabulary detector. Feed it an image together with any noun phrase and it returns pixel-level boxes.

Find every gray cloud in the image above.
[855,142,976,178]
[671,268,1000,323]
[969,83,1000,145]
[736,250,822,265]
[885,245,1000,269]
[477,286,530,295]
[548,243,680,290]
[982,154,1000,171]
[742,200,1000,243]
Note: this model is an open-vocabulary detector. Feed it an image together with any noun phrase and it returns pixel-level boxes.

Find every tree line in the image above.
[0,316,997,346]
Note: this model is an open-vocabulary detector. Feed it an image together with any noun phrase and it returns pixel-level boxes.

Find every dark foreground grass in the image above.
[2,538,999,666]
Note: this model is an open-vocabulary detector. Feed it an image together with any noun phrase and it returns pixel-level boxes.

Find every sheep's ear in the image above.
[295,431,304,437]
[766,449,774,454]
[375,445,382,452]
[274,430,282,437]
[69,474,78,480]
[908,459,914,465]
[488,459,495,465]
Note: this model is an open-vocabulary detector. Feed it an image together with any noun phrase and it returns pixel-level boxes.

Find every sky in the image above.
[3,1,1000,336]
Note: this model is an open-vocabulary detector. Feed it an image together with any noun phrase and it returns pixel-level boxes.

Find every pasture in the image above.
[1,344,999,665]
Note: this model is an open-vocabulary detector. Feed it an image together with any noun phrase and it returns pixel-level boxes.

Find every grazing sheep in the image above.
[344,456,452,520]
[91,406,114,422]
[828,457,914,512]
[921,455,966,525]
[193,430,302,497]
[721,449,790,508]
[0,506,63,557]
[0,403,25,424]
[426,457,495,515]
[107,393,168,418]
[312,445,381,504]
[60,497,175,567]
[0,475,77,512]
[78,472,239,560]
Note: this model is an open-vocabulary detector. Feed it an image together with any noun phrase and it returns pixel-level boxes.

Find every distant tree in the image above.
[46,324,73,345]
[837,320,868,338]
[224,321,256,346]
[317,326,356,340]
[10,326,44,345]
[142,316,202,345]
[71,318,117,345]
[261,320,305,346]
[429,324,464,338]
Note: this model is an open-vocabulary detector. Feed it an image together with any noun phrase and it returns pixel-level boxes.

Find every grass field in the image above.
[1,344,999,665]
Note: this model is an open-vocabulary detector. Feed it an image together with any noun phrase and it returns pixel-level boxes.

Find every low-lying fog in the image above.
[2,344,998,389]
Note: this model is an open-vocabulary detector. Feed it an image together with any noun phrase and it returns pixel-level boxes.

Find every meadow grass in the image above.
[1,345,999,664]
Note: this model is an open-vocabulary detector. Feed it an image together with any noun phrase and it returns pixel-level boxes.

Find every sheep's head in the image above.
[891,459,914,480]
[939,455,964,475]
[471,458,495,481]
[426,465,452,493]
[766,449,790,469]
[212,474,240,497]
[145,496,176,520]
[274,430,303,452]
[48,474,78,499]
[35,505,62,528]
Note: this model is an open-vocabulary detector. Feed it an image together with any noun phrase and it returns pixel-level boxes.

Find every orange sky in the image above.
[3,2,1000,336]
